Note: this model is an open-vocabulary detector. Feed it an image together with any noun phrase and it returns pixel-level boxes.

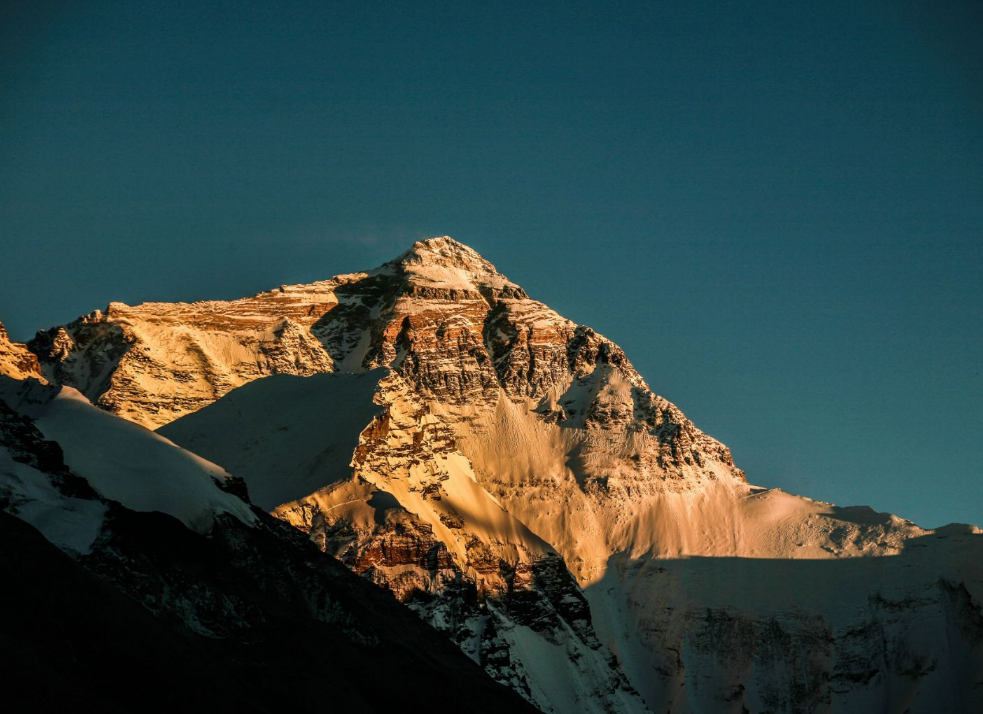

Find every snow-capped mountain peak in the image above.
[381,235,525,295]
[13,237,983,714]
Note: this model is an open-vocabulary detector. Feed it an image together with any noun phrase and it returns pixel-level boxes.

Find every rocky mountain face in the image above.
[15,237,983,713]
[27,288,336,427]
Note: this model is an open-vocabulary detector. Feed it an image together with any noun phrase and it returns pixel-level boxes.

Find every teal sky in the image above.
[2,1,981,527]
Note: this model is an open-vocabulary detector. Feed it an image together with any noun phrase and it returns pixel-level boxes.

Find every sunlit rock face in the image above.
[0,320,45,383]
[28,293,336,427]
[34,237,983,714]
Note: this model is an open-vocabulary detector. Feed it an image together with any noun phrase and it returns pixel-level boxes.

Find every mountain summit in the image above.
[14,237,983,713]
[388,235,525,293]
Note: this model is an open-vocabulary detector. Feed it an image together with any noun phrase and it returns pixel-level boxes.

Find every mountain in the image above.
[19,237,983,713]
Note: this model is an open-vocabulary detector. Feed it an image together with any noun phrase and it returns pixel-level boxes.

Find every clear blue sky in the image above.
[2,0,981,527]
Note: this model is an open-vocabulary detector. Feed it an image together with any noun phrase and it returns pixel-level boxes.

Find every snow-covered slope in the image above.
[35,237,983,713]
[1,377,255,532]
[0,399,106,555]
[160,371,383,510]
[588,523,983,713]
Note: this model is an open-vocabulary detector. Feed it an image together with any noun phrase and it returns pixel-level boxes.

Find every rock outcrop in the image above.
[0,319,45,383]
